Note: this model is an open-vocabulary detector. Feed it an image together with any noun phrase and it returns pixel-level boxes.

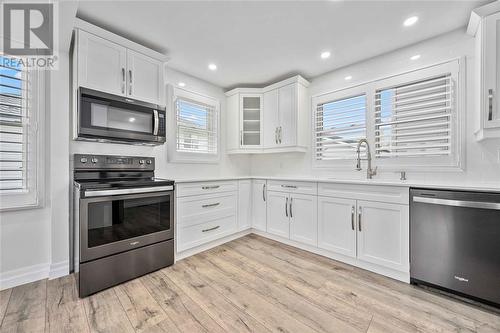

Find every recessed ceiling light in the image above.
[208,63,217,71]
[410,54,421,61]
[320,51,331,59]
[178,82,186,87]
[403,16,419,27]
[344,75,352,81]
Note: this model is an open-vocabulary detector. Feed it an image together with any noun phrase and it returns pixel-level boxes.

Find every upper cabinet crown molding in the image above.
[467,1,500,36]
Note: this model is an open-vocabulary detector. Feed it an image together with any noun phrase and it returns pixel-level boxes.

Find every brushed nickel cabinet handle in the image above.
[240,130,243,145]
[281,185,297,189]
[285,197,289,217]
[358,207,362,232]
[202,185,220,190]
[279,126,282,144]
[275,127,278,144]
[128,70,133,95]
[262,183,266,202]
[488,89,494,121]
[351,206,355,230]
[121,68,125,93]
[202,202,220,208]
[289,197,293,218]
[202,226,220,233]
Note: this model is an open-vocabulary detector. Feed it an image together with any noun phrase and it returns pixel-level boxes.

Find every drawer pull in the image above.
[281,185,297,189]
[202,225,220,233]
[202,202,220,208]
[202,185,220,190]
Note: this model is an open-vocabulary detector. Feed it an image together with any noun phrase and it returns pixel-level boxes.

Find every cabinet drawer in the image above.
[267,180,317,195]
[177,215,237,252]
[176,181,238,197]
[177,192,237,227]
[318,182,409,205]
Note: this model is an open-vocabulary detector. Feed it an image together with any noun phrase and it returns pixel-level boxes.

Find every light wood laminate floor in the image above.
[1,234,499,333]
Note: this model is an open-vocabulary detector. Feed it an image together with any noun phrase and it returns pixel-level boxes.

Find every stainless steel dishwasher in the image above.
[410,188,500,307]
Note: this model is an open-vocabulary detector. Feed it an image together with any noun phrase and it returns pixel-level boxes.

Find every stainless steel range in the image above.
[72,154,174,297]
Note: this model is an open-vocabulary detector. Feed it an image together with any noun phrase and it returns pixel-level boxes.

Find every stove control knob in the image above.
[146,160,152,165]
[80,157,88,164]
[139,159,145,165]
[91,157,98,164]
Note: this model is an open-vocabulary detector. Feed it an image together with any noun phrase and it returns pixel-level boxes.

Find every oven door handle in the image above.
[84,185,173,198]
[153,110,159,135]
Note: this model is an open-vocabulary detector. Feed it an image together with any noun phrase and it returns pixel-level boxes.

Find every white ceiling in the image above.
[76,0,489,89]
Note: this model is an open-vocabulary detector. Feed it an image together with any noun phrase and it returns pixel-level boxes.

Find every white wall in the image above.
[250,29,500,186]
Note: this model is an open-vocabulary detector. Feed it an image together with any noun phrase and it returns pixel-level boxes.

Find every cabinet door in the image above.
[317,196,356,258]
[263,89,279,148]
[266,192,290,238]
[127,50,163,105]
[251,180,267,231]
[278,84,297,146]
[484,12,500,127]
[356,200,409,272]
[240,94,262,148]
[238,180,252,231]
[226,94,240,151]
[289,194,317,246]
[77,30,126,96]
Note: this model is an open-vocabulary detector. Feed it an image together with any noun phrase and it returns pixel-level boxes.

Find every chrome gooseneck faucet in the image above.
[355,139,377,179]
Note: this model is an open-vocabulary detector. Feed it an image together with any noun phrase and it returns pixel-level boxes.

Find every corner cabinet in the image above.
[226,76,310,154]
[73,21,166,106]
[469,5,500,140]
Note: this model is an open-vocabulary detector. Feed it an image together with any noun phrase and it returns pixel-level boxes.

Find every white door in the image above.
[356,200,409,272]
[289,194,317,246]
[126,50,163,105]
[266,192,290,238]
[251,180,267,231]
[484,12,500,127]
[240,94,262,148]
[278,84,296,146]
[317,196,357,258]
[77,30,126,96]
[263,89,279,148]
[238,180,252,231]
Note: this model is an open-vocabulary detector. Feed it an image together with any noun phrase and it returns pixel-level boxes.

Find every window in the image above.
[315,94,366,160]
[168,87,220,163]
[0,56,44,210]
[312,59,462,170]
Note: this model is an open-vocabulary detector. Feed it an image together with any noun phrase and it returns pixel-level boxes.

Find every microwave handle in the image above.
[153,110,159,135]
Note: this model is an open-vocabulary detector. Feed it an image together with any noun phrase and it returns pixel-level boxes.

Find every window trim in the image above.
[167,86,220,164]
[0,64,46,211]
[311,58,465,172]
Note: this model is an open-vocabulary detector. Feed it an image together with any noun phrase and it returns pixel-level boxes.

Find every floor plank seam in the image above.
[112,286,137,332]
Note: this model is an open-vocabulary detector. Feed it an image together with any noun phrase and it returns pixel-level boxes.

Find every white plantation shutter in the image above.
[0,59,29,191]
[176,97,218,154]
[374,74,454,158]
[315,94,366,160]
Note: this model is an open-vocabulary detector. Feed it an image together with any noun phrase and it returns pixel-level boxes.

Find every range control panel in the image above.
[73,154,155,170]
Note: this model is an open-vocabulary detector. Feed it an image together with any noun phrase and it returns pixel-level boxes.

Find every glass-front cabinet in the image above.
[239,94,263,148]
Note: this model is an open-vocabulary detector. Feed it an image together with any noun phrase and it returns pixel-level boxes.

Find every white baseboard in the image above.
[49,260,69,280]
[0,263,50,291]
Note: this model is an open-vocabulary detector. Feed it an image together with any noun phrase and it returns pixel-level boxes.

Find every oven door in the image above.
[78,88,166,144]
[79,189,174,262]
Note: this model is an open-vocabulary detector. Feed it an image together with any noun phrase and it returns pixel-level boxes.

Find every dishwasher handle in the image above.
[413,196,500,210]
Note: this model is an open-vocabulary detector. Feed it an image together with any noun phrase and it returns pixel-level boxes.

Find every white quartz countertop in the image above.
[173,176,500,193]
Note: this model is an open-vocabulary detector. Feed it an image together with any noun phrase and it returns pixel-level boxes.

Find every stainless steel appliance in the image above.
[410,188,500,307]
[73,154,174,297]
[77,88,166,144]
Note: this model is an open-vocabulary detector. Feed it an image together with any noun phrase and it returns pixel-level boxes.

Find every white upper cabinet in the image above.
[126,49,163,104]
[74,20,166,106]
[468,4,500,140]
[226,76,309,154]
[77,30,127,96]
[356,200,409,273]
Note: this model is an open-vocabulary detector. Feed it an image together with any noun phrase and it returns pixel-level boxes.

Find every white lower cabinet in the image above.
[356,200,409,272]
[251,179,267,231]
[266,191,290,238]
[318,196,357,258]
[238,180,252,231]
[289,193,317,246]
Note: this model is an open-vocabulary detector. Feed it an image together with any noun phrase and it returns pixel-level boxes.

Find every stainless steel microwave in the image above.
[77,88,166,144]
